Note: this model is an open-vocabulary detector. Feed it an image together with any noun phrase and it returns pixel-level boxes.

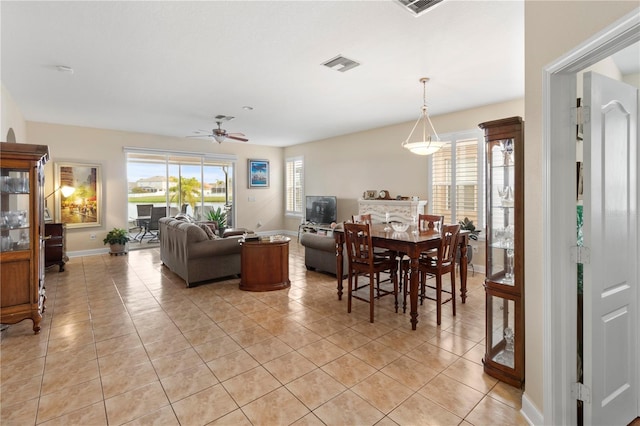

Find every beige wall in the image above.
[26,99,523,255]
[283,99,524,232]
[523,0,638,416]
[1,83,27,142]
[27,121,283,253]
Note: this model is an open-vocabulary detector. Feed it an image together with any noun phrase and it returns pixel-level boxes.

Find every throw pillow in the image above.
[197,223,216,240]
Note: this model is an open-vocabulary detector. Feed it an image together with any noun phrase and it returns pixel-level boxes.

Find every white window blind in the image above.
[285,157,304,216]
[430,131,483,228]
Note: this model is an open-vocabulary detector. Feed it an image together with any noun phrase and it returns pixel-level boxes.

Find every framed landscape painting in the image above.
[54,162,102,228]
[248,159,269,188]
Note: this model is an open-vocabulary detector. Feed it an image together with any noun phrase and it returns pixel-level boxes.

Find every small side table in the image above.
[45,223,67,272]
[240,236,290,291]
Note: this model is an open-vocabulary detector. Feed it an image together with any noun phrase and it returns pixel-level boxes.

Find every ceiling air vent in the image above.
[322,55,360,73]
[396,0,444,17]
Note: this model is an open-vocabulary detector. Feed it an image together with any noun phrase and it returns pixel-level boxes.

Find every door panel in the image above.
[583,71,638,425]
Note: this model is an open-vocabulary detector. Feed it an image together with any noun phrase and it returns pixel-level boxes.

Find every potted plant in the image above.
[457,217,481,264]
[206,207,227,236]
[103,227,129,255]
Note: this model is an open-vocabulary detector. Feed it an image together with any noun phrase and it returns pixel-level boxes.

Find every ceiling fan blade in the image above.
[227,135,249,142]
[227,132,246,137]
[185,134,213,138]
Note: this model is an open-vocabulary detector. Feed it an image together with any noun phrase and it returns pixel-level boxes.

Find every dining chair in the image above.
[400,214,445,301]
[416,223,461,325]
[343,222,398,323]
[145,206,166,243]
[352,214,373,225]
[352,213,394,292]
[132,204,154,240]
[418,214,444,233]
[136,203,153,217]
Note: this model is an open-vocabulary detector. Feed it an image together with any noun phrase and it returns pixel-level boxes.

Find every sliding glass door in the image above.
[126,149,236,232]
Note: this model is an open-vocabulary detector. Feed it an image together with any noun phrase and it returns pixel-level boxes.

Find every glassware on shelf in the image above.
[1,235,13,251]
[504,327,515,353]
[384,212,391,232]
[16,230,29,250]
[497,186,514,207]
[504,226,515,283]
[494,227,505,247]
[2,210,26,228]
[494,326,515,368]
[499,139,514,166]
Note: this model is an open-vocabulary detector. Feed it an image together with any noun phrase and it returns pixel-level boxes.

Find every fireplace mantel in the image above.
[357,199,428,223]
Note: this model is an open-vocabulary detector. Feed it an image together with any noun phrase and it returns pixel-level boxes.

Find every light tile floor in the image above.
[1,242,527,425]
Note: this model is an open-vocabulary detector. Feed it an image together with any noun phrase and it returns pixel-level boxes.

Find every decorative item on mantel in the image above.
[401,77,449,156]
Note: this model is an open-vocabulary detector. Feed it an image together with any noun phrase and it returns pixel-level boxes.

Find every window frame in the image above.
[427,129,485,234]
[285,156,304,218]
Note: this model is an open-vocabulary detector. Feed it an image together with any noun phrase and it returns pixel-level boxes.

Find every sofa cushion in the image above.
[196,222,217,240]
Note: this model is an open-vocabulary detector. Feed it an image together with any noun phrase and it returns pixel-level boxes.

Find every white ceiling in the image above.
[2,1,527,147]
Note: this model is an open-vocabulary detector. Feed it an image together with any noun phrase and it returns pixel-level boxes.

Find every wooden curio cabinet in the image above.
[479,117,524,388]
[0,142,49,334]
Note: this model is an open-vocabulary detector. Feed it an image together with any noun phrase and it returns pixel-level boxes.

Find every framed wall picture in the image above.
[54,162,102,228]
[43,208,52,223]
[248,159,269,188]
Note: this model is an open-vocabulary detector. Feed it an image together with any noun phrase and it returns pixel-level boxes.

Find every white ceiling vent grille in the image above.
[322,55,360,72]
[396,0,444,17]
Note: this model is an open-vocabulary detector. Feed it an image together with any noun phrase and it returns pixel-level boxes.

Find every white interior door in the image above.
[583,71,638,425]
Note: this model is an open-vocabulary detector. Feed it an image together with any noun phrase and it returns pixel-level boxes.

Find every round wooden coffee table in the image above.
[240,236,291,291]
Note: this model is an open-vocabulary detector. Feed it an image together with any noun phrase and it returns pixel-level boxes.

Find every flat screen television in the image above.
[305,196,337,224]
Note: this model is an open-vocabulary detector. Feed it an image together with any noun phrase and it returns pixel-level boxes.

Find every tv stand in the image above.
[297,222,334,241]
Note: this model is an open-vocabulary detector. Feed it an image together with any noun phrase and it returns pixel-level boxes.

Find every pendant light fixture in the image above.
[401,77,447,156]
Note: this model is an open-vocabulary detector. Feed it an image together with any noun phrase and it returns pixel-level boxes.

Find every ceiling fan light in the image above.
[213,134,226,143]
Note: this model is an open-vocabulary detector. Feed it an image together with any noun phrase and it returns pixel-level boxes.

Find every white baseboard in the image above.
[521,393,544,425]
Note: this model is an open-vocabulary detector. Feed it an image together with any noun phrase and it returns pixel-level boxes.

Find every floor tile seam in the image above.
[413,370,480,421]
[33,398,109,426]
[350,375,422,417]
[317,387,386,420]
[33,374,106,425]
[409,384,469,423]
[282,375,346,412]
[217,364,283,408]
[437,366,496,398]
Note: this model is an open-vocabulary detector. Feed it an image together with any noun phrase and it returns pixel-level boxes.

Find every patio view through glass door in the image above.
[126,150,236,242]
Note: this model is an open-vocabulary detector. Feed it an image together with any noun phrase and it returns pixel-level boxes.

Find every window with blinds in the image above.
[430,131,484,228]
[285,156,304,216]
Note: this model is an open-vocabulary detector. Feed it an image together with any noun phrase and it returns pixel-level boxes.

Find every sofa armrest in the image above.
[188,236,242,259]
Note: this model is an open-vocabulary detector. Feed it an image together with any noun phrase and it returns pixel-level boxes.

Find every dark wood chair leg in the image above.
[436,274,442,325]
[369,274,375,323]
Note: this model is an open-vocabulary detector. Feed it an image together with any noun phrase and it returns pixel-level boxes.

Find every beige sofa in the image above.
[159,217,242,287]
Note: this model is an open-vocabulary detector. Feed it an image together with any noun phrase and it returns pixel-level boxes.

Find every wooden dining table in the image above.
[334,223,469,330]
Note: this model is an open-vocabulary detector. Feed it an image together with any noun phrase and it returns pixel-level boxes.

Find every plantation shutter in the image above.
[431,136,480,225]
[286,157,303,214]
[455,138,479,225]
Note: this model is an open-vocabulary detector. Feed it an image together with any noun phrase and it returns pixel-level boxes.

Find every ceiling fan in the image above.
[188,119,248,143]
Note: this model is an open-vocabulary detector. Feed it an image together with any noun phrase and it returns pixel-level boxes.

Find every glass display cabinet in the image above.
[0,142,49,334]
[479,116,524,388]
